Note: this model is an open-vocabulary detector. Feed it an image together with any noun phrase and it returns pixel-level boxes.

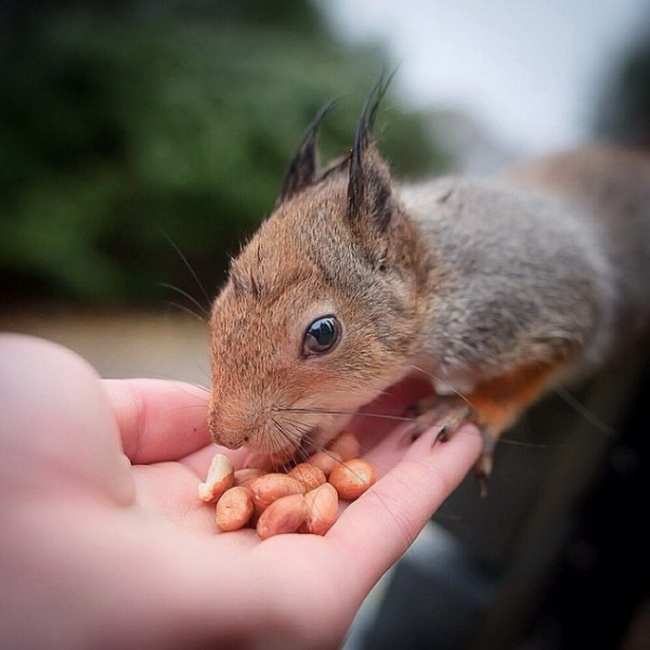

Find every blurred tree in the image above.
[0,0,448,307]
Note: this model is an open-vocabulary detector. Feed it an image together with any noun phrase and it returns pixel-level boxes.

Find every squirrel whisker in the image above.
[277,415,368,480]
[499,438,567,449]
[274,407,416,423]
[407,364,477,411]
[161,230,212,310]
[551,386,616,438]
[160,282,209,317]
[269,417,300,458]
[165,300,205,323]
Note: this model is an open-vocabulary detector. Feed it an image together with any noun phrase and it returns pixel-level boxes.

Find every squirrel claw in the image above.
[477,474,489,499]
[437,426,450,443]
[474,454,493,498]
[404,423,446,445]
[473,430,496,498]
[404,397,471,445]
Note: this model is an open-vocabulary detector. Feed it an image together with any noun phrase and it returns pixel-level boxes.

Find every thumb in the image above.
[329,423,482,594]
[0,334,134,506]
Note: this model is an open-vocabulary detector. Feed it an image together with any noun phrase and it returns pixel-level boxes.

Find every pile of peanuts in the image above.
[197,432,376,539]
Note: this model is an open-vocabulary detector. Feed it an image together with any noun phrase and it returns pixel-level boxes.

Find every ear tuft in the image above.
[276,99,336,206]
[347,71,397,230]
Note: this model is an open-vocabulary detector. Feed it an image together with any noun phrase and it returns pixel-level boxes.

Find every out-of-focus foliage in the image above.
[0,0,448,306]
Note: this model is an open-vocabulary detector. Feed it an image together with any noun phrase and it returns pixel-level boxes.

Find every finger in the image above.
[361,421,417,477]
[102,378,211,464]
[329,424,482,595]
[0,334,134,505]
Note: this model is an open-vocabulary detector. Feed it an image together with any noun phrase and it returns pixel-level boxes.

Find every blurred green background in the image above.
[0,0,448,308]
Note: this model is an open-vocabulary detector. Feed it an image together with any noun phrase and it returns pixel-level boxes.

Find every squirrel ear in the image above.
[276,100,336,206]
[347,73,395,231]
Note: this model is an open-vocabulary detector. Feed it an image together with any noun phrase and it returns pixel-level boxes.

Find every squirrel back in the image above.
[399,145,650,394]
[504,145,650,333]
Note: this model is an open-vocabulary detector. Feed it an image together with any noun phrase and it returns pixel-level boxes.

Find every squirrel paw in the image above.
[405,396,498,498]
[405,396,471,444]
[404,394,439,419]
[473,430,497,498]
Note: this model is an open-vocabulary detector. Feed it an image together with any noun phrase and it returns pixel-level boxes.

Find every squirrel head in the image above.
[208,80,426,455]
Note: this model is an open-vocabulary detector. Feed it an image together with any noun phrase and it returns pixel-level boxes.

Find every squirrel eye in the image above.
[303,316,341,356]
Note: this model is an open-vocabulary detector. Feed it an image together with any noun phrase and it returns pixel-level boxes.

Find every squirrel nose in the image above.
[213,431,250,450]
[209,420,250,449]
[208,406,251,449]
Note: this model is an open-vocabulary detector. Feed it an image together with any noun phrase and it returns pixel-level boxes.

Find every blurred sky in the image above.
[321,0,649,154]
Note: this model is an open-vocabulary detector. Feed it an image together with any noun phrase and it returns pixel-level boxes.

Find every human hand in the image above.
[0,335,481,649]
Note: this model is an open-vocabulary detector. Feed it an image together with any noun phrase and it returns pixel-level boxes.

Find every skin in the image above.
[0,334,481,650]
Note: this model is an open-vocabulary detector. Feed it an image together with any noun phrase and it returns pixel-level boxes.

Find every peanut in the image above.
[306,450,342,477]
[233,468,264,487]
[215,487,254,531]
[303,483,339,535]
[197,453,234,503]
[328,458,376,501]
[249,473,305,514]
[327,432,361,461]
[256,494,308,540]
[203,451,377,539]
[288,463,326,492]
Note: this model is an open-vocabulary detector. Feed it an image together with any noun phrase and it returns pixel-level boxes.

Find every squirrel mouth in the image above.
[296,426,319,458]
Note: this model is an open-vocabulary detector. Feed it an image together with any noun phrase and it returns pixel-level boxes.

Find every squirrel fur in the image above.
[208,82,650,477]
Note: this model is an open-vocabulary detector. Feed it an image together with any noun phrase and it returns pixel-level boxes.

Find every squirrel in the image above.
[207,76,650,487]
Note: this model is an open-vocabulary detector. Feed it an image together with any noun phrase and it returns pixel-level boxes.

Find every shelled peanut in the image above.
[197,453,234,503]
[198,432,376,539]
[328,459,377,501]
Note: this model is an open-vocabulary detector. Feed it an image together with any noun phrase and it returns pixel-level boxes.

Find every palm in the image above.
[1,336,480,649]
[100,375,453,643]
[113,448,370,643]
[128,376,434,534]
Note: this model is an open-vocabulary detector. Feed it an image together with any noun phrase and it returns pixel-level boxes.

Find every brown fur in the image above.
[209,160,428,452]
[208,101,650,458]
[467,360,570,436]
